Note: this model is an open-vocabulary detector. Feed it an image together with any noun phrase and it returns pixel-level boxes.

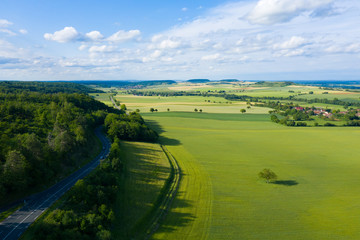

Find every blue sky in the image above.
[0,0,359,80]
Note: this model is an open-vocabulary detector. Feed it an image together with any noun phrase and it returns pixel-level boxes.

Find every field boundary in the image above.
[144,144,182,239]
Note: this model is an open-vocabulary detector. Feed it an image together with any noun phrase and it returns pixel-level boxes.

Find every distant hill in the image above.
[75,80,176,89]
[254,81,294,87]
[219,79,240,83]
[187,79,210,83]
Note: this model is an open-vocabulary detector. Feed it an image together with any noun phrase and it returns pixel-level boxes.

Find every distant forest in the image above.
[76,80,176,89]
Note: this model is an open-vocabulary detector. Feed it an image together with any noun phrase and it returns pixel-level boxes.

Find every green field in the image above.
[90,85,360,239]
[113,141,171,239]
[111,94,271,114]
[143,112,360,239]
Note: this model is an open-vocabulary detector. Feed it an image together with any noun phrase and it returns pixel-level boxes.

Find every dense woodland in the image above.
[0,82,157,205]
[32,141,122,240]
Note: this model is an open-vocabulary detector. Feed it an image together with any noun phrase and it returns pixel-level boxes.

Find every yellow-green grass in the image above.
[144,112,360,239]
[112,141,171,239]
[89,93,113,106]
[0,204,23,222]
[238,86,321,98]
[150,139,213,240]
[277,100,348,111]
[295,92,360,103]
[111,94,271,114]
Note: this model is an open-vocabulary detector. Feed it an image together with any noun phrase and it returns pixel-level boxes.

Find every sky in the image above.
[0,0,359,81]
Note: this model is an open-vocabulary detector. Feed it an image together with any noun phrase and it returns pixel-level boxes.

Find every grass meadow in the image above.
[112,141,171,239]
[143,112,360,240]
[92,87,360,239]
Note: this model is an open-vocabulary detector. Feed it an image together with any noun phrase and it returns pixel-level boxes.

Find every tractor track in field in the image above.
[144,145,181,240]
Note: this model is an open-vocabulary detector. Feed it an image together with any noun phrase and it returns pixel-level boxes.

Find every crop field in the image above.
[142,112,360,239]
[112,94,272,114]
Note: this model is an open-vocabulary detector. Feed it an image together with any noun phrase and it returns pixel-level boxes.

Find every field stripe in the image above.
[151,145,213,240]
[145,145,182,239]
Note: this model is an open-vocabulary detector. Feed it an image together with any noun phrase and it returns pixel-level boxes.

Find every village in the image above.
[293,106,360,119]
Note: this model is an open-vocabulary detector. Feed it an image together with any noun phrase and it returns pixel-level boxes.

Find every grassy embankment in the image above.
[143,112,360,240]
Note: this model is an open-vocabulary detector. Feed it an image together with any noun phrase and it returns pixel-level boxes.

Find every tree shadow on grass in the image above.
[145,119,181,146]
[153,197,195,234]
[272,180,298,186]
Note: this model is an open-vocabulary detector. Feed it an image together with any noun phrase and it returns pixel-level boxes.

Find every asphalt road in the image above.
[0,127,111,240]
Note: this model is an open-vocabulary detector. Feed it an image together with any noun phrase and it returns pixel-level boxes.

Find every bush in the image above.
[296,122,307,126]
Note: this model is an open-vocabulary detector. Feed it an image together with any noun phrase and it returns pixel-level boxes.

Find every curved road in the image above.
[0,127,111,240]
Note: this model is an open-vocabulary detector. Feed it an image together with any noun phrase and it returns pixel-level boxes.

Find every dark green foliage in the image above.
[0,81,100,94]
[78,80,176,89]
[345,120,360,126]
[187,79,210,83]
[270,115,280,123]
[33,159,119,240]
[296,122,307,126]
[32,132,125,240]
[104,112,158,142]
[258,168,278,183]
[0,82,117,204]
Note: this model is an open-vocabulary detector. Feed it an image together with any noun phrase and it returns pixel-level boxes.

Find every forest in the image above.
[0,81,156,206]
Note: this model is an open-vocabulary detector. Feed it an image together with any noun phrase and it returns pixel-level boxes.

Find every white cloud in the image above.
[248,0,335,25]
[89,45,117,53]
[85,31,103,41]
[0,19,13,27]
[182,7,188,12]
[201,53,221,61]
[78,44,87,51]
[44,27,80,43]
[273,36,309,49]
[275,49,305,57]
[107,30,141,42]
[0,29,16,36]
[325,43,360,54]
[19,29,28,34]
[159,39,182,49]
[142,50,163,62]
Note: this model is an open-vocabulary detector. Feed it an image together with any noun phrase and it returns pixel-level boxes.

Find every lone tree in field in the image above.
[240,109,246,114]
[258,168,277,183]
